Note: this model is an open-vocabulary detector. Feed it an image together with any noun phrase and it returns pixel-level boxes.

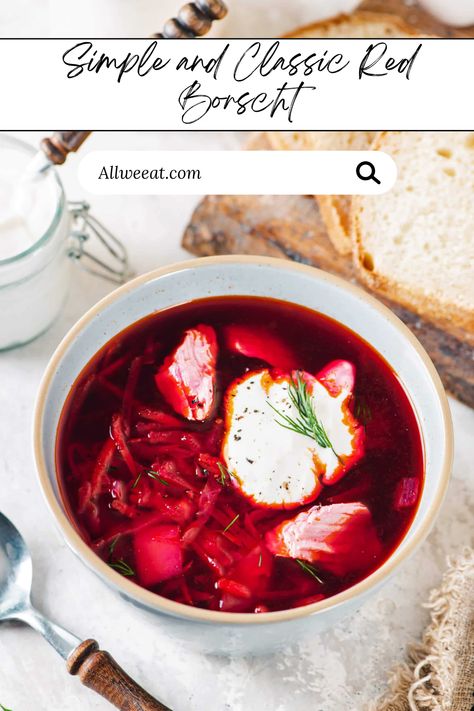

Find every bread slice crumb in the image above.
[352,131,474,338]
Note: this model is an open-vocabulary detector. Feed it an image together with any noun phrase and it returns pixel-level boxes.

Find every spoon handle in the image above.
[67,639,171,711]
[40,0,227,167]
[40,131,91,166]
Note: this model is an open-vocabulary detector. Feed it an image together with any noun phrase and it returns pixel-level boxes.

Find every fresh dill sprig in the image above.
[132,469,169,489]
[354,396,372,425]
[131,472,142,489]
[222,513,240,533]
[109,559,135,577]
[0,704,12,711]
[258,553,263,568]
[296,559,324,584]
[108,535,120,556]
[145,469,169,486]
[217,461,230,486]
[269,371,339,460]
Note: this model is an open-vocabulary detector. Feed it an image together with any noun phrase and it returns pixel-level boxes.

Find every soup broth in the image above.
[57,296,423,613]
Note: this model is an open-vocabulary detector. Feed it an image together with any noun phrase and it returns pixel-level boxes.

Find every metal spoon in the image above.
[0,511,170,711]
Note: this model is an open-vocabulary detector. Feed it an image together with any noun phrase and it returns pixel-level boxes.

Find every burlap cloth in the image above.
[369,548,474,711]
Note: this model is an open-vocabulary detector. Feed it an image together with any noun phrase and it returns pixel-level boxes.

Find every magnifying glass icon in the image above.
[356,161,381,185]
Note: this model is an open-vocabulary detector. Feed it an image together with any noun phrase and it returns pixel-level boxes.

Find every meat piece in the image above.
[265,502,382,577]
[155,324,217,421]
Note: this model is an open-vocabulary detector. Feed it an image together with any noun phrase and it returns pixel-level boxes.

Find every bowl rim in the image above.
[33,255,453,626]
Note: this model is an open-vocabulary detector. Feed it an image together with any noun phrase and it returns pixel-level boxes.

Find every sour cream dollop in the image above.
[222,367,363,509]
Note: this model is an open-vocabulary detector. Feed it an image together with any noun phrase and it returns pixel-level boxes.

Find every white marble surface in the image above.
[0,2,473,709]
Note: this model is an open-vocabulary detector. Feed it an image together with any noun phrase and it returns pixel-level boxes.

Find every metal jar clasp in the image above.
[67,201,132,284]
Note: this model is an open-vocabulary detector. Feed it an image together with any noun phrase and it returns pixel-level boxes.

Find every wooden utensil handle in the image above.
[67,639,171,711]
[41,2,227,165]
[152,0,227,38]
[41,131,91,166]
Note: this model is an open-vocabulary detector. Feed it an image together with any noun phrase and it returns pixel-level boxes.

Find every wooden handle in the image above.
[152,0,227,38]
[40,131,91,166]
[41,1,227,165]
[67,639,171,711]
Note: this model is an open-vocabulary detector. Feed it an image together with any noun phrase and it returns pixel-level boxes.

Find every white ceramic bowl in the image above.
[33,256,453,654]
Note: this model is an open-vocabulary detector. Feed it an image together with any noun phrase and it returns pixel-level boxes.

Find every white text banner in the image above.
[0,39,472,130]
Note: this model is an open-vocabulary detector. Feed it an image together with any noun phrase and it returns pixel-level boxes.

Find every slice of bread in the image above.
[352,131,474,339]
[284,10,422,40]
[267,10,423,255]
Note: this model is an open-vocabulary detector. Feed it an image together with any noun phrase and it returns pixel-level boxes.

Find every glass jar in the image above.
[0,134,129,351]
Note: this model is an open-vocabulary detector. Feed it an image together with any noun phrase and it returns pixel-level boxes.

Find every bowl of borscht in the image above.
[34,256,452,653]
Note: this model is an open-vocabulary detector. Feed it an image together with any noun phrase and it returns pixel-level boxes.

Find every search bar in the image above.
[78,150,397,196]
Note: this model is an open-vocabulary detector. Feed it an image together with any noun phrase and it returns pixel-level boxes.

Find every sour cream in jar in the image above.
[0,135,71,350]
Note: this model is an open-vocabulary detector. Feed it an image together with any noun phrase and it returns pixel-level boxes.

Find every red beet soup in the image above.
[56,296,424,613]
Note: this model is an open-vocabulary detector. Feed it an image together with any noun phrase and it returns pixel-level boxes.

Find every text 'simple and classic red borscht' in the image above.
[57,296,424,613]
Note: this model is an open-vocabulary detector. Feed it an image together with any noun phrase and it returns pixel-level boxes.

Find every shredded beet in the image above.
[216,578,252,599]
[89,439,116,502]
[110,413,138,477]
[58,297,423,613]
[137,407,184,428]
[182,476,221,546]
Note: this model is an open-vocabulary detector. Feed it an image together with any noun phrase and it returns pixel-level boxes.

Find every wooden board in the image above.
[182,194,474,408]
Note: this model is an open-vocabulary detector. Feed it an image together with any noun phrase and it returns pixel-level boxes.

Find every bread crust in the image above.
[283,10,423,39]
[266,131,367,255]
[317,196,352,255]
[352,132,474,340]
